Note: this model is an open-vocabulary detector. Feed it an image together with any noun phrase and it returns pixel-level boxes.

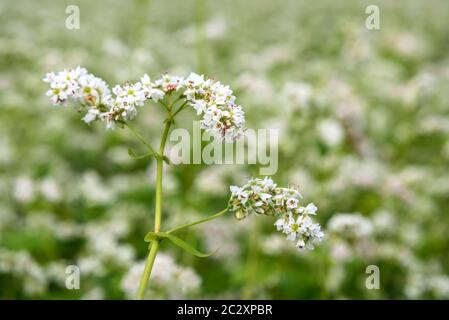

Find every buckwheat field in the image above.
[1,0,449,299]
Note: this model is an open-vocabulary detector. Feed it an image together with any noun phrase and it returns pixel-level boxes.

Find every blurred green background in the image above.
[1,0,449,299]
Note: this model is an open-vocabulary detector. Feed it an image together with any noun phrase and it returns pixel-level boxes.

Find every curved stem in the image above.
[171,100,189,118]
[166,206,229,234]
[159,100,170,112]
[125,122,157,155]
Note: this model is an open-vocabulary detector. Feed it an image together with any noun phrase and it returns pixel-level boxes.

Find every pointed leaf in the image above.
[165,233,215,258]
[143,232,215,258]
[128,147,157,160]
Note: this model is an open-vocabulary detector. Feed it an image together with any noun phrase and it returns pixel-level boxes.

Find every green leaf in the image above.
[165,233,215,258]
[144,231,163,242]
[144,232,215,258]
[128,147,158,160]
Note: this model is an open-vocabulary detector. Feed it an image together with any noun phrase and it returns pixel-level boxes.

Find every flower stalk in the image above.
[135,103,173,300]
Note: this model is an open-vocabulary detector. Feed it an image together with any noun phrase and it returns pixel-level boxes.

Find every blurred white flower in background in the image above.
[80,171,114,204]
[0,249,46,295]
[236,73,274,104]
[281,82,313,111]
[328,213,373,239]
[121,252,201,299]
[82,287,105,300]
[12,176,35,204]
[318,119,344,147]
[205,16,227,40]
[39,178,62,202]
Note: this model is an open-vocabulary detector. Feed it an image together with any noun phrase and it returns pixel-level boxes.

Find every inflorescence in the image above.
[43,67,245,141]
[229,177,324,250]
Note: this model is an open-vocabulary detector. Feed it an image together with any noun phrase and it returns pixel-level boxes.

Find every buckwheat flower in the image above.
[230,177,324,251]
[140,74,152,97]
[44,68,246,138]
[140,73,164,102]
[154,73,184,92]
[113,82,146,107]
[82,108,101,124]
[43,66,89,105]
[297,217,324,249]
[286,197,299,210]
[43,66,116,129]
[183,72,206,101]
[151,89,165,102]
[229,185,249,204]
[78,73,111,106]
[45,78,70,105]
[44,74,77,105]
[182,72,245,141]
[229,177,277,219]
[274,213,292,232]
[297,203,317,215]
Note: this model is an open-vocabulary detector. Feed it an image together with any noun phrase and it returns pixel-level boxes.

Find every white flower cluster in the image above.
[229,177,324,251]
[182,73,245,141]
[43,66,110,107]
[43,67,245,139]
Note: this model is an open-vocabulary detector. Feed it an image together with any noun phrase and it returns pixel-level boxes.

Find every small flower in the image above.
[82,108,100,124]
[113,82,146,107]
[286,197,299,210]
[297,202,317,215]
[140,74,165,102]
[285,216,302,241]
[154,74,183,92]
[274,213,293,232]
[229,185,249,204]
[182,73,245,141]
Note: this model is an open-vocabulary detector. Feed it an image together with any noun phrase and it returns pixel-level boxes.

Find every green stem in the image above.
[134,95,205,299]
[136,110,173,299]
[167,207,229,234]
[155,118,173,232]
[136,240,159,299]
[171,100,189,118]
[159,100,171,112]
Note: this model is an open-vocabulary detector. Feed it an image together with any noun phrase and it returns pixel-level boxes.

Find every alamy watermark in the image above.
[365,5,380,30]
[65,5,80,30]
[168,121,278,175]
[365,265,380,290]
[65,265,80,290]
